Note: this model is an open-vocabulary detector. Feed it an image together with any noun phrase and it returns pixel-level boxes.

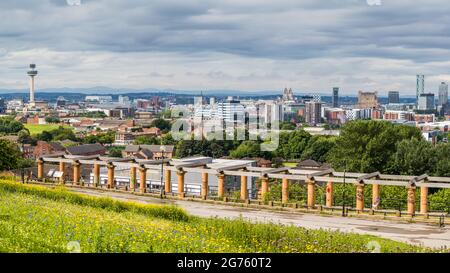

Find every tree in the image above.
[327,120,422,173]
[434,143,450,177]
[230,141,265,159]
[37,127,77,142]
[45,117,60,124]
[0,117,24,134]
[280,122,296,130]
[108,147,124,158]
[17,129,37,145]
[134,135,159,145]
[387,139,437,176]
[302,136,337,163]
[0,139,24,171]
[150,118,171,133]
[84,131,115,145]
[273,130,311,160]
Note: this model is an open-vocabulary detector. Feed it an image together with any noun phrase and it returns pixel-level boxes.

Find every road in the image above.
[69,187,450,249]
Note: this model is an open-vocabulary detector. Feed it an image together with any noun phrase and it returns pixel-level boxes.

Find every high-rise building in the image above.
[263,102,284,125]
[416,75,425,105]
[357,91,378,109]
[388,91,400,104]
[332,87,339,108]
[282,88,295,102]
[418,93,435,111]
[438,82,448,106]
[305,101,322,126]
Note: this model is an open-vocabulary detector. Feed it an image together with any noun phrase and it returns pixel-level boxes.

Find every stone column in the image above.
[372,184,380,210]
[139,167,147,193]
[217,173,226,198]
[164,169,172,194]
[37,159,44,180]
[307,179,315,209]
[59,161,65,184]
[420,186,428,215]
[92,163,100,187]
[73,161,81,185]
[130,166,136,191]
[260,177,269,200]
[201,171,209,200]
[325,181,333,207]
[282,178,289,204]
[407,186,416,216]
[240,173,248,201]
[356,183,365,212]
[177,170,186,198]
[107,164,115,189]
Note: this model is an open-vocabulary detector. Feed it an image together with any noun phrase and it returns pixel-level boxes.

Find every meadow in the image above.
[24,124,72,135]
[0,179,437,253]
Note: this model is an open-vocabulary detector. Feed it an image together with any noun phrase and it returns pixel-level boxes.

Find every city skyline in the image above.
[2,1,450,94]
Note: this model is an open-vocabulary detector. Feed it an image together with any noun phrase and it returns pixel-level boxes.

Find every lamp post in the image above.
[159,145,166,199]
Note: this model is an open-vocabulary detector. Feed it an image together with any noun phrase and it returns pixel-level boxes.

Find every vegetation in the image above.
[150,118,171,133]
[36,126,77,142]
[78,111,107,119]
[44,117,61,124]
[0,140,31,171]
[0,117,24,134]
[84,131,115,145]
[0,180,432,253]
[25,124,72,136]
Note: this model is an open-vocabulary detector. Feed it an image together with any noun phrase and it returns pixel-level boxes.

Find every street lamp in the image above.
[159,144,166,199]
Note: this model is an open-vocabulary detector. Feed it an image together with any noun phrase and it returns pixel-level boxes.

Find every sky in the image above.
[1,0,450,95]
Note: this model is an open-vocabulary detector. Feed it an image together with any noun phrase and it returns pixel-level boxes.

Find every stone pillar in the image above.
[139,167,147,193]
[356,183,365,212]
[325,181,333,207]
[217,173,225,198]
[164,169,172,194]
[420,186,428,215]
[107,164,115,189]
[59,161,65,184]
[201,171,209,200]
[372,184,380,209]
[240,174,248,201]
[129,167,136,191]
[260,177,269,200]
[307,179,315,209]
[93,164,100,187]
[407,186,416,216]
[37,159,44,180]
[73,161,81,185]
[282,178,289,204]
[177,170,186,198]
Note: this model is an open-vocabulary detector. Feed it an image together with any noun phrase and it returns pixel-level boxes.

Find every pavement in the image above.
[68,187,450,249]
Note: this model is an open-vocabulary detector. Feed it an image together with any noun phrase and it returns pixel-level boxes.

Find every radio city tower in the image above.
[27,64,38,105]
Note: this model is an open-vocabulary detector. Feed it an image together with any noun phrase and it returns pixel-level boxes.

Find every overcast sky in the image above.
[1,0,450,95]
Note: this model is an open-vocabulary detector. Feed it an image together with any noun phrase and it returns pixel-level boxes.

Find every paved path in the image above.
[70,187,450,249]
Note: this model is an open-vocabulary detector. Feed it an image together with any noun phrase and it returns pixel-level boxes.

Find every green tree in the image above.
[45,117,60,124]
[387,139,437,176]
[0,139,24,171]
[434,142,450,177]
[108,147,124,158]
[230,141,265,159]
[150,118,171,133]
[134,135,159,145]
[280,122,296,130]
[327,121,422,173]
[273,130,311,160]
[302,136,337,163]
[0,117,24,134]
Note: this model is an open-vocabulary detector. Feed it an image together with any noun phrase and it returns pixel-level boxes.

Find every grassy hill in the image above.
[0,179,435,253]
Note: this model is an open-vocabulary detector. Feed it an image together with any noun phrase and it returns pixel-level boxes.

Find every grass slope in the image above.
[0,180,436,253]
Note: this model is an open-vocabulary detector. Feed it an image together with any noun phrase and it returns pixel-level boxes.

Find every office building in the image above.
[418,93,435,111]
[357,91,378,109]
[388,91,400,104]
[416,75,425,105]
[332,87,339,108]
[305,101,322,126]
[439,82,448,106]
